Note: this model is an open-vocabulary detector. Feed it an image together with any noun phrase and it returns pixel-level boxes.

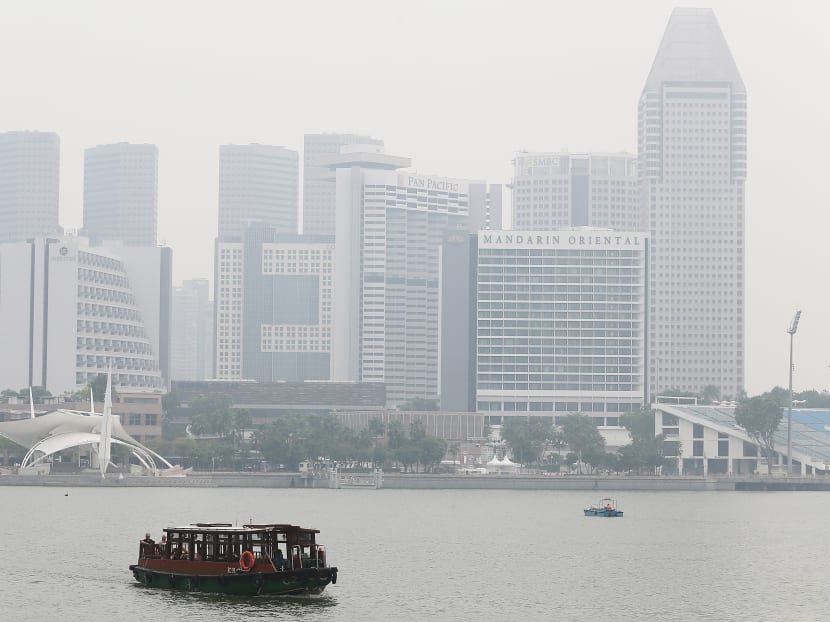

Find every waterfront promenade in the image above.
[1,471,828,491]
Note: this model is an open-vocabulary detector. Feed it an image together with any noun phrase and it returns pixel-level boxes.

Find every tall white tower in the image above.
[303,133,383,236]
[639,8,746,399]
[0,131,60,243]
[83,142,158,246]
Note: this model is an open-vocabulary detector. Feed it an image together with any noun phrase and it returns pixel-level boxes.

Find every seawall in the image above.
[2,472,829,491]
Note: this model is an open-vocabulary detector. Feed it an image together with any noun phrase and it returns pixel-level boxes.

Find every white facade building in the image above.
[303,133,383,236]
[512,152,638,231]
[0,237,171,394]
[0,131,61,243]
[324,146,472,405]
[476,229,648,422]
[639,8,746,399]
[171,278,213,381]
[83,142,158,246]
[218,144,299,239]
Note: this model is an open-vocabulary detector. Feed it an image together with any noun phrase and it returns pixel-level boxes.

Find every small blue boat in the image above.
[584,497,623,517]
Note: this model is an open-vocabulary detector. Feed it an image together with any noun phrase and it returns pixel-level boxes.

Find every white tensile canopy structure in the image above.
[0,375,172,476]
[0,410,172,475]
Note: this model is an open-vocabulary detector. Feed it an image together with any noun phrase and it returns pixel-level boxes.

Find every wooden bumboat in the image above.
[129,523,338,596]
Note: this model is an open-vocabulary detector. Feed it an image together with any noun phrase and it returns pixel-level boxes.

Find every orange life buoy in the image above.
[239,550,255,571]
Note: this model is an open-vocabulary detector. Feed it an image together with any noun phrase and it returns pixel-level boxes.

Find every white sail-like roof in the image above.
[0,408,172,474]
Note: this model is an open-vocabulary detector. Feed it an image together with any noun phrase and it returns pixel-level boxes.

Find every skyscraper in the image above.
[218,144,299,239]
[639,8,746,399]
[323,146,473,405]
[171,278,213,381]
[303,133,383,236]
[0,131,60,243]
[213,225,334,382]
[83,142,158,246]
[512,152,639,231]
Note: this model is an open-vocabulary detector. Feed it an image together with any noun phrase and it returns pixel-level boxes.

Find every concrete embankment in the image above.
[2,472,828,490]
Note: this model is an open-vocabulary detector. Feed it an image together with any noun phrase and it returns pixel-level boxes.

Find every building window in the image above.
[718,440,729,457]
[128,414,141,426]
[693,440,704,457]
[145,414,157,426]
[693,424,704,439]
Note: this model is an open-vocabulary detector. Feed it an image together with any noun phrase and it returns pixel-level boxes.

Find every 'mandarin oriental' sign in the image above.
[478,231,646,250]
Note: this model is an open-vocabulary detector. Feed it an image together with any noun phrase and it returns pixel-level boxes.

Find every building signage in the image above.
[51,245,76,262]
[403,173,467,195]
[479,230,646,250]
[515,154,562,176]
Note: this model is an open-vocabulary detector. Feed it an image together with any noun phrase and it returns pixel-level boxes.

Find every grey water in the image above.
[1,487,828,621]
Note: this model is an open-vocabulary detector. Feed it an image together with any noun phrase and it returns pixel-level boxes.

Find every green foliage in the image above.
[735,395,782,465]
[501,417,556,466]
[618,408,671,474]
[559,413,606,474]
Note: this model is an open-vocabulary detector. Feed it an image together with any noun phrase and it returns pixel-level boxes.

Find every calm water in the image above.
[1,486,828,621]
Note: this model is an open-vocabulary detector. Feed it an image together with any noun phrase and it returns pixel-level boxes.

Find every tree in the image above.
[702,385,721,404]
[188,394,234,437]
[735,395,782,471]
[559,414,606,474]
[618,408,671,475]
[418,436,448,472]
[502,417,556,466]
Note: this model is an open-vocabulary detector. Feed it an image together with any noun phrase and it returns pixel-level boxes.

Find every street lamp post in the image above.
[786,310,802,476]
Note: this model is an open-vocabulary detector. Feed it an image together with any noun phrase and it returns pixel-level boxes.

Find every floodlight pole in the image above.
[786,310,801,476]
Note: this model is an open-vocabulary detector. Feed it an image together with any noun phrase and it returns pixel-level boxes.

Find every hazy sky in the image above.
[4,0,829,396]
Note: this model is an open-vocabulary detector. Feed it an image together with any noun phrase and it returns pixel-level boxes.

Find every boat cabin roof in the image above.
[163,523,320,536]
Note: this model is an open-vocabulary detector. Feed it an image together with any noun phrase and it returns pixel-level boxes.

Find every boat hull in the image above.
[129,565,338,596]
[583,509,623,517]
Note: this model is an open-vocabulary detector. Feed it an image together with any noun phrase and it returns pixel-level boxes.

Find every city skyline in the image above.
[3,1,829,395]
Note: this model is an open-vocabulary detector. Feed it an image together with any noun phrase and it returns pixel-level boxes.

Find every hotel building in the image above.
[512,152,638,231]
[83,142,159,246]
[322,146,474,405]
[475,229,648,423]
[0,236,171,394]
[0,131,61,243]
[639,8,746,398]
[302,133,384,236]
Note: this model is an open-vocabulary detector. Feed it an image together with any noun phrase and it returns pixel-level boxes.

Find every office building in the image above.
[475,229,648,421]
[512,152,638,231]
[0,236,171,394]
[214,225,334,382]
[83,142,158,246]
[639,8,746,398]
[218,144,299,239]
[171,279,213,381]
[303,133,383,236]
[0,131,60,243]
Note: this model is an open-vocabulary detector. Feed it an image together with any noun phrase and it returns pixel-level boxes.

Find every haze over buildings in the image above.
[5,3,826,397]
[83,142,158,246]
[218,144,299,240]
[0,131,60,243]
